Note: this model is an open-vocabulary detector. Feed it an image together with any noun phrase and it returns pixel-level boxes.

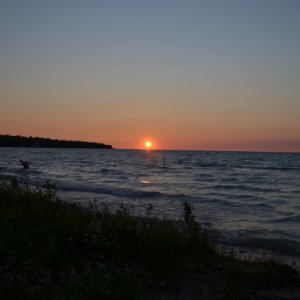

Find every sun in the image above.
[145,140,152,149]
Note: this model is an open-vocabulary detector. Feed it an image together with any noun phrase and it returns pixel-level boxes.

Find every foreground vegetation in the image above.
[0,180,299,299]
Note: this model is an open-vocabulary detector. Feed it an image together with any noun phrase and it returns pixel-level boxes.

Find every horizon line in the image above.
[118,148,300,154]
[2,134,299,154]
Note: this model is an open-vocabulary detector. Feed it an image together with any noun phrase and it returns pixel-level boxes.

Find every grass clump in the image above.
[0,179,299,299]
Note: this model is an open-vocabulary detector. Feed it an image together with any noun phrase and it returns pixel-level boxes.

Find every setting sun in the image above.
[145,140,152,148]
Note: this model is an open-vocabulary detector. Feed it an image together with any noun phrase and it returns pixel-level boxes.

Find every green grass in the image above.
[0,179,299,299]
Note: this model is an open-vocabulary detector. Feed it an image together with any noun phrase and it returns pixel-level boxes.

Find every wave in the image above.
[247,202,273,209]
[27,169,43,175]
[272,214,300,223]
[229,236,300,258]
[195,162,228,168]
[251,166,299,171]
[235,194,264,201]
[213,183,279,193]
[58,183,162,199]
[192,162,299,172]
[0,166,43,176]
[1,175,161,199]
[0,174,14,181]
[100,168,126,175]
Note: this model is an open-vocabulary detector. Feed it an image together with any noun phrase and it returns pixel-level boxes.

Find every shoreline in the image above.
[1,172,300,273]
[1,179,299,299]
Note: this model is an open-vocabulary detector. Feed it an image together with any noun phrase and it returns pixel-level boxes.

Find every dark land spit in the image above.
[0,134,113,149]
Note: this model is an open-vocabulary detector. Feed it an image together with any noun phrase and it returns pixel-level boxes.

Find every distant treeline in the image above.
[0,135,113,149]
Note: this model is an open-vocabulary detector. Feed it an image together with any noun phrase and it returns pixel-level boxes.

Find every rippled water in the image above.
[1,148,300,261]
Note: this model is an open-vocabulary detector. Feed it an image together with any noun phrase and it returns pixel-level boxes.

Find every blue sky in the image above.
[1,0,300,151]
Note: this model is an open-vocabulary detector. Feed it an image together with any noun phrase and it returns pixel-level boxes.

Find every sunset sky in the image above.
[1,0,299,151]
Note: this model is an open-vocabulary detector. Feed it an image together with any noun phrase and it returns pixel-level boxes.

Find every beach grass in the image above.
[0,179,299,299]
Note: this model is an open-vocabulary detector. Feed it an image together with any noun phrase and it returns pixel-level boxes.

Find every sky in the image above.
[0,0,299,151]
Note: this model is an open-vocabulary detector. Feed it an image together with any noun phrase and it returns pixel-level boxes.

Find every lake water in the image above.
[1,148,300,263]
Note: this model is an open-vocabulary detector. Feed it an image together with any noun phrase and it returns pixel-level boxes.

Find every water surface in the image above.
[1,148,299,261]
